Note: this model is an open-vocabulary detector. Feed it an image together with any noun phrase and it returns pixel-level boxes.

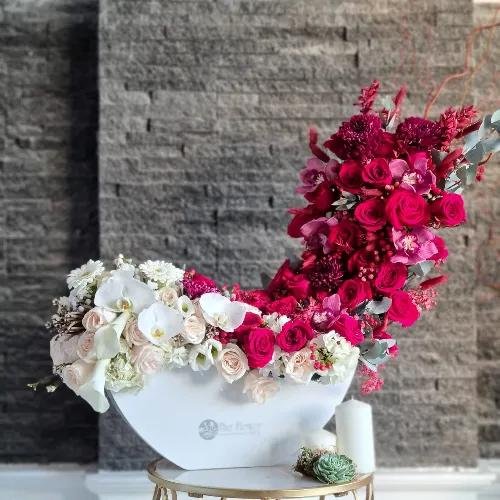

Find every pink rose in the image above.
[385,189,429,229]
[76,331,96,362]
[362,158,393,187]
[354,198,387,232]
[374,262,407,294]
[131,344,164,375]
[82,307,116,333]
[338,278,372,310]
[332,314,364,346]
[243,328,275,369]
[50,333,80,366]
[61,359,94,392]
[124,319,149,348]
[388,291,419,327]
[217,343,249,383]
[430,193,466,227]
[276,319,314,353]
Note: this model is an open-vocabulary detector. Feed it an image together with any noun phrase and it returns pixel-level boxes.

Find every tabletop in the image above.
[147,459,374,499]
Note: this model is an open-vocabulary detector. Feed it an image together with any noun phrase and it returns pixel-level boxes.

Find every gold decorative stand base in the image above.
[147,459,374,500]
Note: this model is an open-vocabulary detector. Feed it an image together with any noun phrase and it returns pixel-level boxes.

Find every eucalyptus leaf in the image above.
[365,297,392,314]
[491,109,500,124]
[408,260,434,277]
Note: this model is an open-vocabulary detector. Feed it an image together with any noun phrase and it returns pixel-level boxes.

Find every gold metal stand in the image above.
[147,459,374,500]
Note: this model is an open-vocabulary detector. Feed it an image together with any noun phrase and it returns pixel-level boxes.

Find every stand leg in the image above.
[365,480,374,500]
[152,486,162,500]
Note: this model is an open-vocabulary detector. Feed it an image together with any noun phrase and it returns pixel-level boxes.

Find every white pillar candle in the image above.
[335,399,375,473]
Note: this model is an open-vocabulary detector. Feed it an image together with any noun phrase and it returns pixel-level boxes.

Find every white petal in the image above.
[199,292,228,316]
[222,301,247,332]
[77,360,110,413]
[138,302,184,346]
[94,313,130,359]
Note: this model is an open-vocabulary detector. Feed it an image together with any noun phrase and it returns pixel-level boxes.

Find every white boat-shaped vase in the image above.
[111,367,353,470]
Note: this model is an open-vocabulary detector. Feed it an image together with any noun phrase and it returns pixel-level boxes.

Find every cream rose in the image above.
[285,348,314,384]
[217,343,248,383]
[82,307,116,333]
[181,315,206,344]
[157,286,178,306]
[124,319,149,348]
[50,333,80,366]
[76,331,96,362]
[242,371,279,404]
[62,359,94,392]
[131,344,164,375]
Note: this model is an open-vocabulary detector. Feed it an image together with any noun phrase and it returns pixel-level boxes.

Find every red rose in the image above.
[243,328,275,368]
[337,161,364,193]
[267,260,310,301]
[266,296,298,316]
[327,220,363,252]
[304,181,336,211]
[362,158,392,187]
[333,313,364,346]
[233,312,262,341]
[374,262,407,294]
[385,189,429,229]
[276,319,314,353]
[354,198,387,232]
[388,291,419,327]
[430,193,466,227]
[288,205,321,238]
[338,278,372,310]
[431,235,448,263]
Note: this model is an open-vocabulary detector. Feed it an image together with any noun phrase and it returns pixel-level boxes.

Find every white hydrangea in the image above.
[162,341,189,368]
[139,260,185,285]
[67,260,105,290]
[317,332,360,385]
[263,313,290,333]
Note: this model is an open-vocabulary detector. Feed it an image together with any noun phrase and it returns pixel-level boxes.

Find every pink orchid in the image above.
[300,216,338,252]
[389,153,436,195]
[296,158,339,194]
[311,294,343,332]
[391,227,438,265]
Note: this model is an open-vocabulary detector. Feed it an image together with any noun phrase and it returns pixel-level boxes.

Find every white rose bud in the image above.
[157,286,178,306]
[50,333,80,366]
[217,343,248,383]
[243,371,279,404]
[62,359,94,392]
[124,319,149,348]
[76,331,97,362]
[82,307,116,333]
[181,315,206,344]
[131,344,164,375]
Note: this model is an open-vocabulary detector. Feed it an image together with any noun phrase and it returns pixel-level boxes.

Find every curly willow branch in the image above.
[423,14,500,119]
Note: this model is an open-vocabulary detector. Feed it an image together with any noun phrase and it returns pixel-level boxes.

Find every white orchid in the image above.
[188,338,222,371]
[94,270,155,314]
[137,302,184,346]
[177,295,195,317]
[199,292,246,332]
[94,313,130,360]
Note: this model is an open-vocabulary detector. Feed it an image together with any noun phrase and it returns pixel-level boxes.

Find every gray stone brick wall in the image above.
[0,0,98,462]
[98,0,486,469]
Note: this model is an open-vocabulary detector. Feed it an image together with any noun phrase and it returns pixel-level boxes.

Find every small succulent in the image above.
[312,453,356,485]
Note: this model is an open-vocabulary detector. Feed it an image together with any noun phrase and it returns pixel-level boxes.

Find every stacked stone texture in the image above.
[0,0,98,462]
[98,0,484,469]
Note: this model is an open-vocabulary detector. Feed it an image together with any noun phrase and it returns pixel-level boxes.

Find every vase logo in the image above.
[198,419,219,440]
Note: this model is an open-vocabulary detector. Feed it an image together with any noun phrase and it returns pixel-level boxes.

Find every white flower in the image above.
[94,270,155,314]
[285,348,314,384]
[63,359,110,413]
[113,254,136,274]
[243,371,279,404]
[76,331,96,362]
[50,334,80,366]
[124,319,149,348]
[67,260,105,290]
[199,292,246,332]
[316,332,360,384]
[217,343,248,383]
[93,312,131,360]
[177,295,195,317]
[82,307,116,333]
[263,313,290,333]
[139,260,185,285]
[157,286,179,306]
[163,343,189,368]
[181,315,206,344]
[137,302,184,346]
[105,352,143,393]
[188,339,222,371]
[131,344,164,375]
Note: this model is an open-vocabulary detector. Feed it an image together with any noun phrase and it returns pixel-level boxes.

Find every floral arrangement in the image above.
[294,447,356,484]
[37,82,499,413]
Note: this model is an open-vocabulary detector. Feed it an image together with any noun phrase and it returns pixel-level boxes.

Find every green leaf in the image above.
[408,260,434,277]
[490,109,500,124]
[365,297,392,314]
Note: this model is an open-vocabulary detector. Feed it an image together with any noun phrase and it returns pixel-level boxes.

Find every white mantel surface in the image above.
[0,461,499,500]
